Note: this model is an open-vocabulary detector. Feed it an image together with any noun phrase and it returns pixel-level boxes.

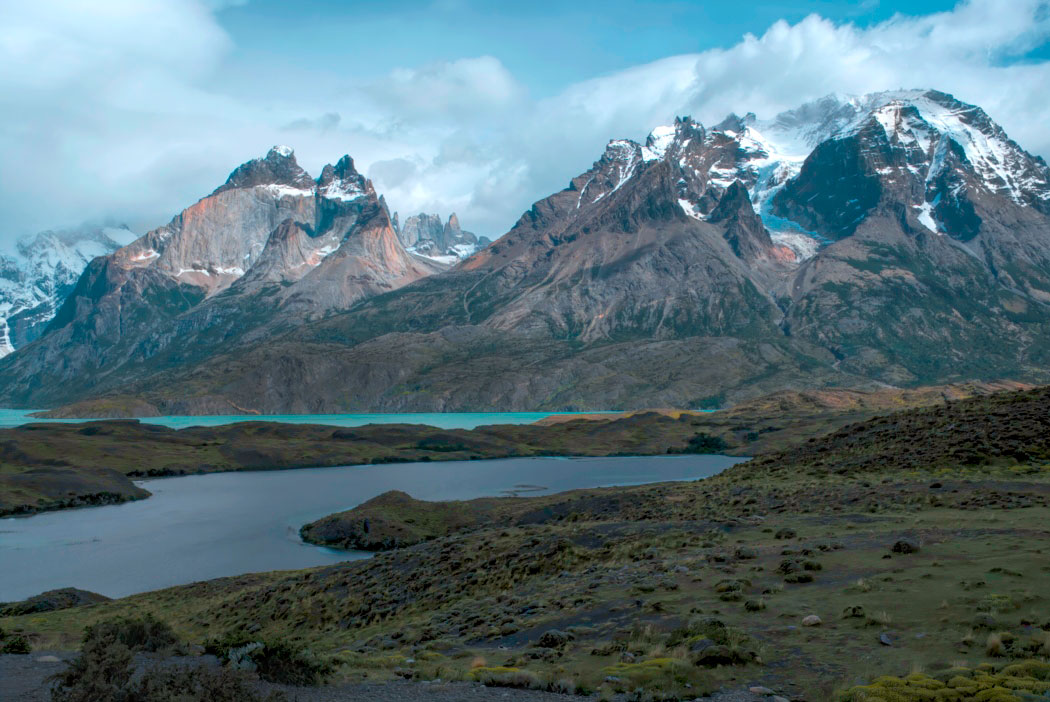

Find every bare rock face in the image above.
[708,181,776,261]
[397,213,443,248]
[0,146,436,406]
[119,147,320,297]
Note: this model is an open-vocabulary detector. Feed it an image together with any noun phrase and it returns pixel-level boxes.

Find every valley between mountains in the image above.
[3,90,1050,417]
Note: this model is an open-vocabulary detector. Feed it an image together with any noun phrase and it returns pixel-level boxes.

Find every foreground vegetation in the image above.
[0,381,1022,516]
[3,384,1049,699]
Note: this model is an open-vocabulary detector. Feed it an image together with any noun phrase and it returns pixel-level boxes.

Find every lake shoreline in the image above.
[1,454,746,601]
[0,411,750,519]
[5,408,621,430]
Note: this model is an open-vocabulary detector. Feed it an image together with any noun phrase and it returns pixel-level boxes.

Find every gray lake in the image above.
[0,455,746,601]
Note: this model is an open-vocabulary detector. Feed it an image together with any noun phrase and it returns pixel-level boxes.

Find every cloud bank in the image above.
[1,0,1049,245]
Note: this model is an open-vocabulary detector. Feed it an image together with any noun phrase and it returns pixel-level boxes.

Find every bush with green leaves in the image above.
[205,634,332,685]
[1,632,32,654]
[81,615,178,653]
[668,433,729,454]
[50,616,286,702]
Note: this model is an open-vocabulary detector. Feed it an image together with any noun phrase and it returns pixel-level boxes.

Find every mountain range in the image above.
[2,89,1049,415]
[0,226,131,358]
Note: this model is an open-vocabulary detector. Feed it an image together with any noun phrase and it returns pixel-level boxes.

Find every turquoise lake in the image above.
[0,409,617,430]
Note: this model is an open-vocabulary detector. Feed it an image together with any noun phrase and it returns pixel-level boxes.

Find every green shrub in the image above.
[470,666,543,689]
[50,635,136,702]
[206,634,331,686]
[838,661,1050,701]
[669,434,729,454]
[50,616,286,702]
[666,617,730,647]
[82,615,178,653]
[53,658,286,702]
[135,666,287,701]
[601,658,709,700]
[1,634,32,654]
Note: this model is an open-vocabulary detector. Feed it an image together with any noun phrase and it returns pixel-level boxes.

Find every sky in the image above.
[1,0,1049,246]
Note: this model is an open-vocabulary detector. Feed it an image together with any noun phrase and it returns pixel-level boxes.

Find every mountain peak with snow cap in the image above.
[317,155,370,202]
[214,145,315,195]
[583,89,1050,258]
[642,115,704,162]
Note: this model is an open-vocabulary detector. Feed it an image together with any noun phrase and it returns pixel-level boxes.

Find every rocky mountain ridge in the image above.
[0,146,441,410]
[394,212,491,264]
[2,89,1049,414]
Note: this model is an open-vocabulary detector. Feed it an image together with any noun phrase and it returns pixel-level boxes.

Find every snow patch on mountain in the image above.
[320,179,366,202]
[604,140,642,191]
[265,184,316,199]
[830,90,1050,205]
[914,201,941,234]
[678,199,705,221]
[642,125,676,162]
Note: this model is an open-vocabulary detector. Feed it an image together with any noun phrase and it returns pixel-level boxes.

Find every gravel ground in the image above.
[0,652,580,701]
[0,652,768,702]
[0,651,74,701]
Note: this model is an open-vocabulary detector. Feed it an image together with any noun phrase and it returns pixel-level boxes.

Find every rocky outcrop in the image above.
[395,212,490,263]
[300,490,486,551]
[708,182,777,261]
[0,588,111,616]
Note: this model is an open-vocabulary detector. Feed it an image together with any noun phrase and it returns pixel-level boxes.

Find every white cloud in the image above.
[283,113,342,133]
[0,0,242,247]
[363,56,526,122]
[1,0,1049,247]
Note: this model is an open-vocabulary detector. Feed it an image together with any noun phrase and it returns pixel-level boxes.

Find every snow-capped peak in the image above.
[317,155,370,202]
[850,91,1048,205]
[216,145,314,195]
[600,139,643,192]
[0,225,130,357]
[642,125,677,162]
[588,90,1048,255]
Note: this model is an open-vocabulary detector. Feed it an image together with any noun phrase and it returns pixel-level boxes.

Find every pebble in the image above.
[891,538,920,554]
[801,615,822,627]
